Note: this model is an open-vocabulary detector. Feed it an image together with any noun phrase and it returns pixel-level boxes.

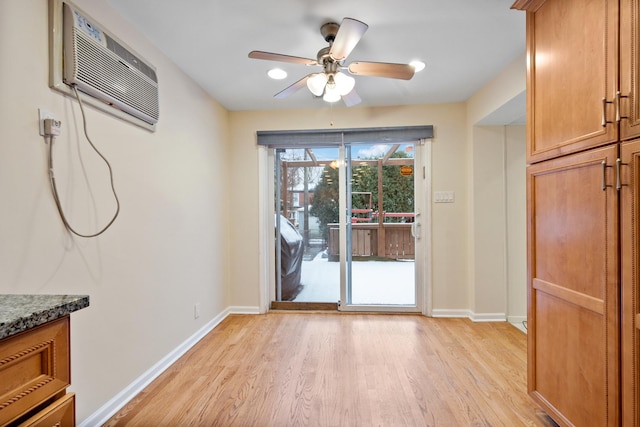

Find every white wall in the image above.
[466,52,527,320]
[0,0,230,422]
[228,104,472,313]
[468,52,526,126]
[505,125,527,322]
[471,126,509,318]
[469,125,526,320]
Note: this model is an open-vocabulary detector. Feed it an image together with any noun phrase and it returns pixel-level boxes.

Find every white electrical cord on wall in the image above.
[47,85,120,238]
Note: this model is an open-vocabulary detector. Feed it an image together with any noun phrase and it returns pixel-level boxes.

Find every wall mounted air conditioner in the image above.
[49,0,159,130]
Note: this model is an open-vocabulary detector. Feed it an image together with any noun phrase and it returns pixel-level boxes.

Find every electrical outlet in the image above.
[194,303,200,319]
[38,108,56,136]
[44,118,62,136]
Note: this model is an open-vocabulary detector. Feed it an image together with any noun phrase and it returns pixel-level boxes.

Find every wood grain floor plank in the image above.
[104,313,556,427]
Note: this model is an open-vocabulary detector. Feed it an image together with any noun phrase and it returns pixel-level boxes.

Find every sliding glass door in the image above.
[274,147,341,302]
[340,143,424,311]
[272,142,426,312]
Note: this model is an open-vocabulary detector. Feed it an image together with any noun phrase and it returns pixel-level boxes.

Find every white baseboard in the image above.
[228,305,261,314]
[507,315,526,324]
[431,309,473,318]
[508,316,527,334]
[471,312,507,322]
[79,306,259,427]
[431,309,507,322]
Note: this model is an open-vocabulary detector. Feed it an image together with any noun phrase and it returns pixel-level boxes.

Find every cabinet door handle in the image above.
[602,97,615,127]
[617,91,629,122]
[617,158,628,191]
[602,160,613,191]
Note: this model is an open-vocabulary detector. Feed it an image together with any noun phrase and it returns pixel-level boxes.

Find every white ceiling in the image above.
[105,0,525,115]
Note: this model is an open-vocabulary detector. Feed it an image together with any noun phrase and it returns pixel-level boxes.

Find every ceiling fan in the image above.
[248,18,416,107]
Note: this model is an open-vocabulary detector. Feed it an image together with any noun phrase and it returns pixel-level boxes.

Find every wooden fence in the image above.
[327,222,415,261]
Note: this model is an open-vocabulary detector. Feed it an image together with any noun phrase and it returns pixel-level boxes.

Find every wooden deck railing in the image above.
[326,222,415,261]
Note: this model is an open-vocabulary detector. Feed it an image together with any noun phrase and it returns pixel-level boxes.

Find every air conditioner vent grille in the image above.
[105,34,157,83]
[71,29,159,123]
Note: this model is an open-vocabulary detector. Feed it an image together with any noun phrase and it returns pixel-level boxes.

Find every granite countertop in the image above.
[0,294,90,340]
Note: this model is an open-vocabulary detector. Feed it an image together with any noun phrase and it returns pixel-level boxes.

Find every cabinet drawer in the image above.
[18,392,74,427]
[0,317,70,426]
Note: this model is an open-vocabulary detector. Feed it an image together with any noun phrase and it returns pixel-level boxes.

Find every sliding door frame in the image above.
[338,140,431,313]
[257,126,433,316]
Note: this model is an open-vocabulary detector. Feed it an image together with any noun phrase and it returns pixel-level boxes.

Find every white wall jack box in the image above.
[194,303,200,319]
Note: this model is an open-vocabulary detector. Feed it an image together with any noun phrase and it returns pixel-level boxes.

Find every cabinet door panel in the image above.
[621,139,640,427]
[0,317,70,426]
[527,145,619,426]
[524,0,618,163]
[534,292,605,425]
[19,392,75,427]
[620,0,640,141]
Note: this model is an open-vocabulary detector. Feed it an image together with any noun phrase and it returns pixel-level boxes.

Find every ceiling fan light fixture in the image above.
[307,73,328,96]
[323,85,341,103]
[249,17,411,108]
[333,71,356,95]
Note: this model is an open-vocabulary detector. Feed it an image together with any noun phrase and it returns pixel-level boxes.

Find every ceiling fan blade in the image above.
[249,51,317,66]
[274,75,313,99]
[348,62,415,80]
[342,89,362,107]
[329,18,368,61]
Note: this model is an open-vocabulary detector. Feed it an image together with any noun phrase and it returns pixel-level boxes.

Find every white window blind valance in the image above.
[256,125,433,148]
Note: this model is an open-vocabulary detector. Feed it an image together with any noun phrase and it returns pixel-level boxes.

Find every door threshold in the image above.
[270,301,338,311]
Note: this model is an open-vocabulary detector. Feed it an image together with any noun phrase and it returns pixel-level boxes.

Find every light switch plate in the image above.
[434,191,455,203]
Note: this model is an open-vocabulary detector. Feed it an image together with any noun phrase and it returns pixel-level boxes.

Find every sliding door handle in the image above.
[411,212,421,239]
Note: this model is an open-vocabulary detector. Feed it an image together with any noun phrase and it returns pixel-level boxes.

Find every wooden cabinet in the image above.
[517,0,640,153]
[621,139,640,427]
[19,393,75,427]
[621,0,640,141]
[520,0,618,163]
[0,317,74,426]
[513,0,640,425]
[527,145,620,426]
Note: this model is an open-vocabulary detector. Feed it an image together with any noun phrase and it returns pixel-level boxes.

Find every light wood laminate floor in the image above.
[105,313,557,426]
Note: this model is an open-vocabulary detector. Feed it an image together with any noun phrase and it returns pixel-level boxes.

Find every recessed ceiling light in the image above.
[267,68,287,80]
[410,61,426,73]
